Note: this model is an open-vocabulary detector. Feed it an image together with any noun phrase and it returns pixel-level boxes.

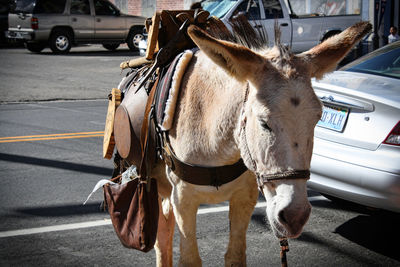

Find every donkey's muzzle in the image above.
[257,169,310,186]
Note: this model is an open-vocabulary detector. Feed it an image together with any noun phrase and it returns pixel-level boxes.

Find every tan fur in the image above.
[299,21,372,79]
[188,25,265,82]
[152,22,371,266]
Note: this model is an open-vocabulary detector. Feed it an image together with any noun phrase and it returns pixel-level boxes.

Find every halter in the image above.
[238,82,310,189]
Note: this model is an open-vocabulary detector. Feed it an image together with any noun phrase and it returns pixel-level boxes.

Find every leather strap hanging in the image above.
[139,78,159,181]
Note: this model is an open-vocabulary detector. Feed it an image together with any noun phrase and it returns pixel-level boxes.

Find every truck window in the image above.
[34,0,67,14]
[289,0,361,16]
[71,0,90,15]
[262,0,283,19]
[94,0,118,16]
[234,0,261,20]
[10,0,36,13]
[202,0,238,19]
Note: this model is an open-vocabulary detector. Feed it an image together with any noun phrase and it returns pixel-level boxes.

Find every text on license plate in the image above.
[8,31,24,39]
[317,105,349,132]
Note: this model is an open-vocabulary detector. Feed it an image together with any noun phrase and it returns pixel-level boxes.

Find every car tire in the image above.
[25,42,46,53]
[49,30,72,54]
[127,28,144,52]
[103,43,120,51]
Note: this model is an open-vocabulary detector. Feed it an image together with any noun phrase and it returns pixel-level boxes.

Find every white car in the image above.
[309,42,400,213]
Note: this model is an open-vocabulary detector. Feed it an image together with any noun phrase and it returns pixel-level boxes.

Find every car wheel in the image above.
[25,42,46,53]
[127,28,144,52]
[49,30,72,54]
[103,43,120,51]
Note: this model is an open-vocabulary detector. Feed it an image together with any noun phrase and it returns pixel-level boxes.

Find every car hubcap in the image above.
[132,34,143,48]
[56,36,69,51]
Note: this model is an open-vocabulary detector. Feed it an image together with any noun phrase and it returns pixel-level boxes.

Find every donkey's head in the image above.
[188,22,371,238]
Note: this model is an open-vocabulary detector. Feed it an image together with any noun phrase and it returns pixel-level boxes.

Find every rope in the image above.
[280,238,289,267]
[239,83,257,171]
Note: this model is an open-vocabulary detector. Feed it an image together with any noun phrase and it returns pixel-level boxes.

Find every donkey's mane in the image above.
[207,14,266,49]
[206,14,291,60]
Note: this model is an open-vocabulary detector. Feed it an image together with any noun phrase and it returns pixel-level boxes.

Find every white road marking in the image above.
[0,196,327,238]
[0,219,111,238]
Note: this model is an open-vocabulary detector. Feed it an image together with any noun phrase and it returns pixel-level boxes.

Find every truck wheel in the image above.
[25,42,46,53]
[127,28,144,52]
[49,30,72,54]
[103,43,120,51]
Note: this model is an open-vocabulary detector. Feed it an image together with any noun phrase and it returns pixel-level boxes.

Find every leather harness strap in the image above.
[162,134,247,188]
[139,78,159,184]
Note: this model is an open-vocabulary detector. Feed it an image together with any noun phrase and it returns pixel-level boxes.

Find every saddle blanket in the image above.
[155,49,195,131]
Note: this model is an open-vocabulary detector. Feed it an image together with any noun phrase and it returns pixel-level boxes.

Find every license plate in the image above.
[317,105,349,132]
[7,31,25,39]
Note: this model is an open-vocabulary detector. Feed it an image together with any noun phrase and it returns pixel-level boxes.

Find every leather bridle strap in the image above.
[257,170,310,183]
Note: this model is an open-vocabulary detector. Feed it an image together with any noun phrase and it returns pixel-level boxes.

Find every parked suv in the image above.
[6,0,146,53]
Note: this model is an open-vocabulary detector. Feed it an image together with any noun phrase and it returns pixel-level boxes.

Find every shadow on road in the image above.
[1,45,140,57]
[297,231,375,266]
[13,202,106,217]
[0,152,111,176]
[335,212,400,261]
[310,197,400,261]
[39,48,139,57]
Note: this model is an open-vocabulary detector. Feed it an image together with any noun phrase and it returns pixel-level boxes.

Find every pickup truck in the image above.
[202,0,362,53]
[6,0,146,53]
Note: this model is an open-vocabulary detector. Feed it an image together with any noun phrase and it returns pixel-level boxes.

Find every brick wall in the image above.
[156,0,184,11]
[127,0,141,15]
[111,0,188,17]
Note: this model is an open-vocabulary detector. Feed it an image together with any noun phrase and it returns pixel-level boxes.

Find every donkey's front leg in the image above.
[171,185,202,267]
[155,198,175,267]
[225,178,258,267]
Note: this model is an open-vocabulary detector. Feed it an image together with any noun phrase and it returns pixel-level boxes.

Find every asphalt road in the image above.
[0,46,399,266]
[0,45,134,103]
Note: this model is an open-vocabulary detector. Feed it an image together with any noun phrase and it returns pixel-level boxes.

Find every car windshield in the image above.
[341,42,400,80]
[202,0,238,18]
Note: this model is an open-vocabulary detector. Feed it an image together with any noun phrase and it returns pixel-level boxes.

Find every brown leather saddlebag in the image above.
[104,73,160,252]
[104,178,158,252]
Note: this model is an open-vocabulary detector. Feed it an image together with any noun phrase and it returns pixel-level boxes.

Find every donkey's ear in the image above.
[187,25,264,81]
[299,21,372,79]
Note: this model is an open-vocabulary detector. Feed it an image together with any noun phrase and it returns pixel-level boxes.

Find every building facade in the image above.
[114,0,398,47]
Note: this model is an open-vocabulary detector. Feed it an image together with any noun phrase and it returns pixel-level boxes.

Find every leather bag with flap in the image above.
[103,178,158,252]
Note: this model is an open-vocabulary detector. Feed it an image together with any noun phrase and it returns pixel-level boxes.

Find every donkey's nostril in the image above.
[278,210,288,224]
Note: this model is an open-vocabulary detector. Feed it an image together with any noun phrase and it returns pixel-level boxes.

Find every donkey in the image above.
[150,21,371,266]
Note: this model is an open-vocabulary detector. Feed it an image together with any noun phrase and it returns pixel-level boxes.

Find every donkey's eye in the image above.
[259,120,272,132]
